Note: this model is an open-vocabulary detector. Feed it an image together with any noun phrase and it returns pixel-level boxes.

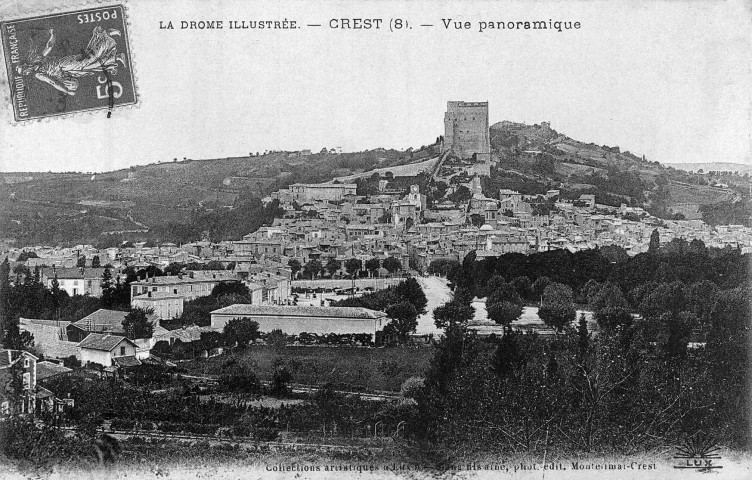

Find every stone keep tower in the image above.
[443,101,491,161]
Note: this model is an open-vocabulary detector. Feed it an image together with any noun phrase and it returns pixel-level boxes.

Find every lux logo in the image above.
[673,434,723,473]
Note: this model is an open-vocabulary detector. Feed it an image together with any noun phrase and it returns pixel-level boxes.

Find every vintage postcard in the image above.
[0,0,750,479]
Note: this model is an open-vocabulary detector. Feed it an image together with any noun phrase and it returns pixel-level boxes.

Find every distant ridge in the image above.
[666,162,752,173]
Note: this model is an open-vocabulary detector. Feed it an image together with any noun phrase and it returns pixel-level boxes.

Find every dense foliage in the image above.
[447,242,748,302]
[410,282,750,456]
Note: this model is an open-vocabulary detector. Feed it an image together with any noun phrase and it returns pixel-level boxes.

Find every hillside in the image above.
[485,121,747,220]
[1,122,748,248]
[0,147,431,246]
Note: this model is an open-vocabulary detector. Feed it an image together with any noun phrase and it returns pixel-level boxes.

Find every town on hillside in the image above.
[0,101,749,471]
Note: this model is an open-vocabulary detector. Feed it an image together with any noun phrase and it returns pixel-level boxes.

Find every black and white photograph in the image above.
[0,0,750,478]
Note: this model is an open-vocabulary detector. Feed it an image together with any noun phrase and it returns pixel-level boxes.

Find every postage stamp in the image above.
[0,4,136,121]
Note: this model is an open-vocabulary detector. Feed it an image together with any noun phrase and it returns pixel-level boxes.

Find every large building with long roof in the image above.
[210,304,389,341]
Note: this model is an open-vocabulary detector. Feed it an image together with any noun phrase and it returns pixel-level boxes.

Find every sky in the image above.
[0,0,750,173]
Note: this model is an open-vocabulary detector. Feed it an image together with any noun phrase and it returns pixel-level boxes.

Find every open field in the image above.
[667,181,737,205]
[181,345,433,392]
[330,157,439,183]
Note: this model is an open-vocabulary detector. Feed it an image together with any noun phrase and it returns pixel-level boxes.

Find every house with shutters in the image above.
[0,349,37,416]
[77,334,140,369]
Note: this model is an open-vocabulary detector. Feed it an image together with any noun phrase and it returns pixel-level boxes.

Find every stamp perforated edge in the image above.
[0,0,140,126]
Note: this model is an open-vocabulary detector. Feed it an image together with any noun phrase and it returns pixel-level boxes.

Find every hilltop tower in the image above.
[443,101,491,162]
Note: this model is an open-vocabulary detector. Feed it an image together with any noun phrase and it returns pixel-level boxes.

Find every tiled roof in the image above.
[112,355,141,368]
[130,275,228,286]
[36,386,55,399]
[78,333,135,351]
[72,309,158,334]
[210,304,387,320]
[20,317,71,328]
[141,354,176,368]
[36,361,73,381]
[40,267,108,279]
[132,292,184,300]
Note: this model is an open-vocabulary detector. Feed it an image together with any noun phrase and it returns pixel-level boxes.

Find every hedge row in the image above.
[110,419,279,440]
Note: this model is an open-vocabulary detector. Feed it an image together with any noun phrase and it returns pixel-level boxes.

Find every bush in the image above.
[400,376,425,399]
[185,423,218,436]
[254,427,279,441]
[111,418,137,431]
[232,424,252,437]
[159,422,185,433]
[140,421,156,431]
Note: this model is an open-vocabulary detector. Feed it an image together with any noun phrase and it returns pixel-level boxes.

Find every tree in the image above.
[365,258,380,274]
[538,283,576,332]
[211,281,250,298]
[638,281,686,319]
[16,251,38,262]
[428,259,459,276]
[591,282,632,330]
[687,239,707,256]
[122,308,154,340]
[582,279,602,305]
[686,280,720,329]
[303,259,322,280]
[384,301,419,341]
[433,301,474,329]
[599,245,628,263]
[223,317,260,348]
[577,313,590,359]
[164,262,184,275]
[344,258,361,278]
[395,277,428,314]
[266,329,287,350]
[483,274,507,298]
[531,276,552,300]
[448,185,472,203]
[648,229,660,253]
[491,331,525,378]
[198,331,224,351]
[176,296,219,327]
[287,259,302,278]
[326,258,342,277]
[510,276,532,301]
[3,323,34,351]
[656,311,695,359]
[206,260,225,270]
[91,255,101,268]
[486,282,524,331]
[383,257,402,274]
[400,376,425,401]
[271,367,293,397]
[100,268,115,308]
[76,255,86,268]
[219,363,261,406]
[469,213,485,227]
